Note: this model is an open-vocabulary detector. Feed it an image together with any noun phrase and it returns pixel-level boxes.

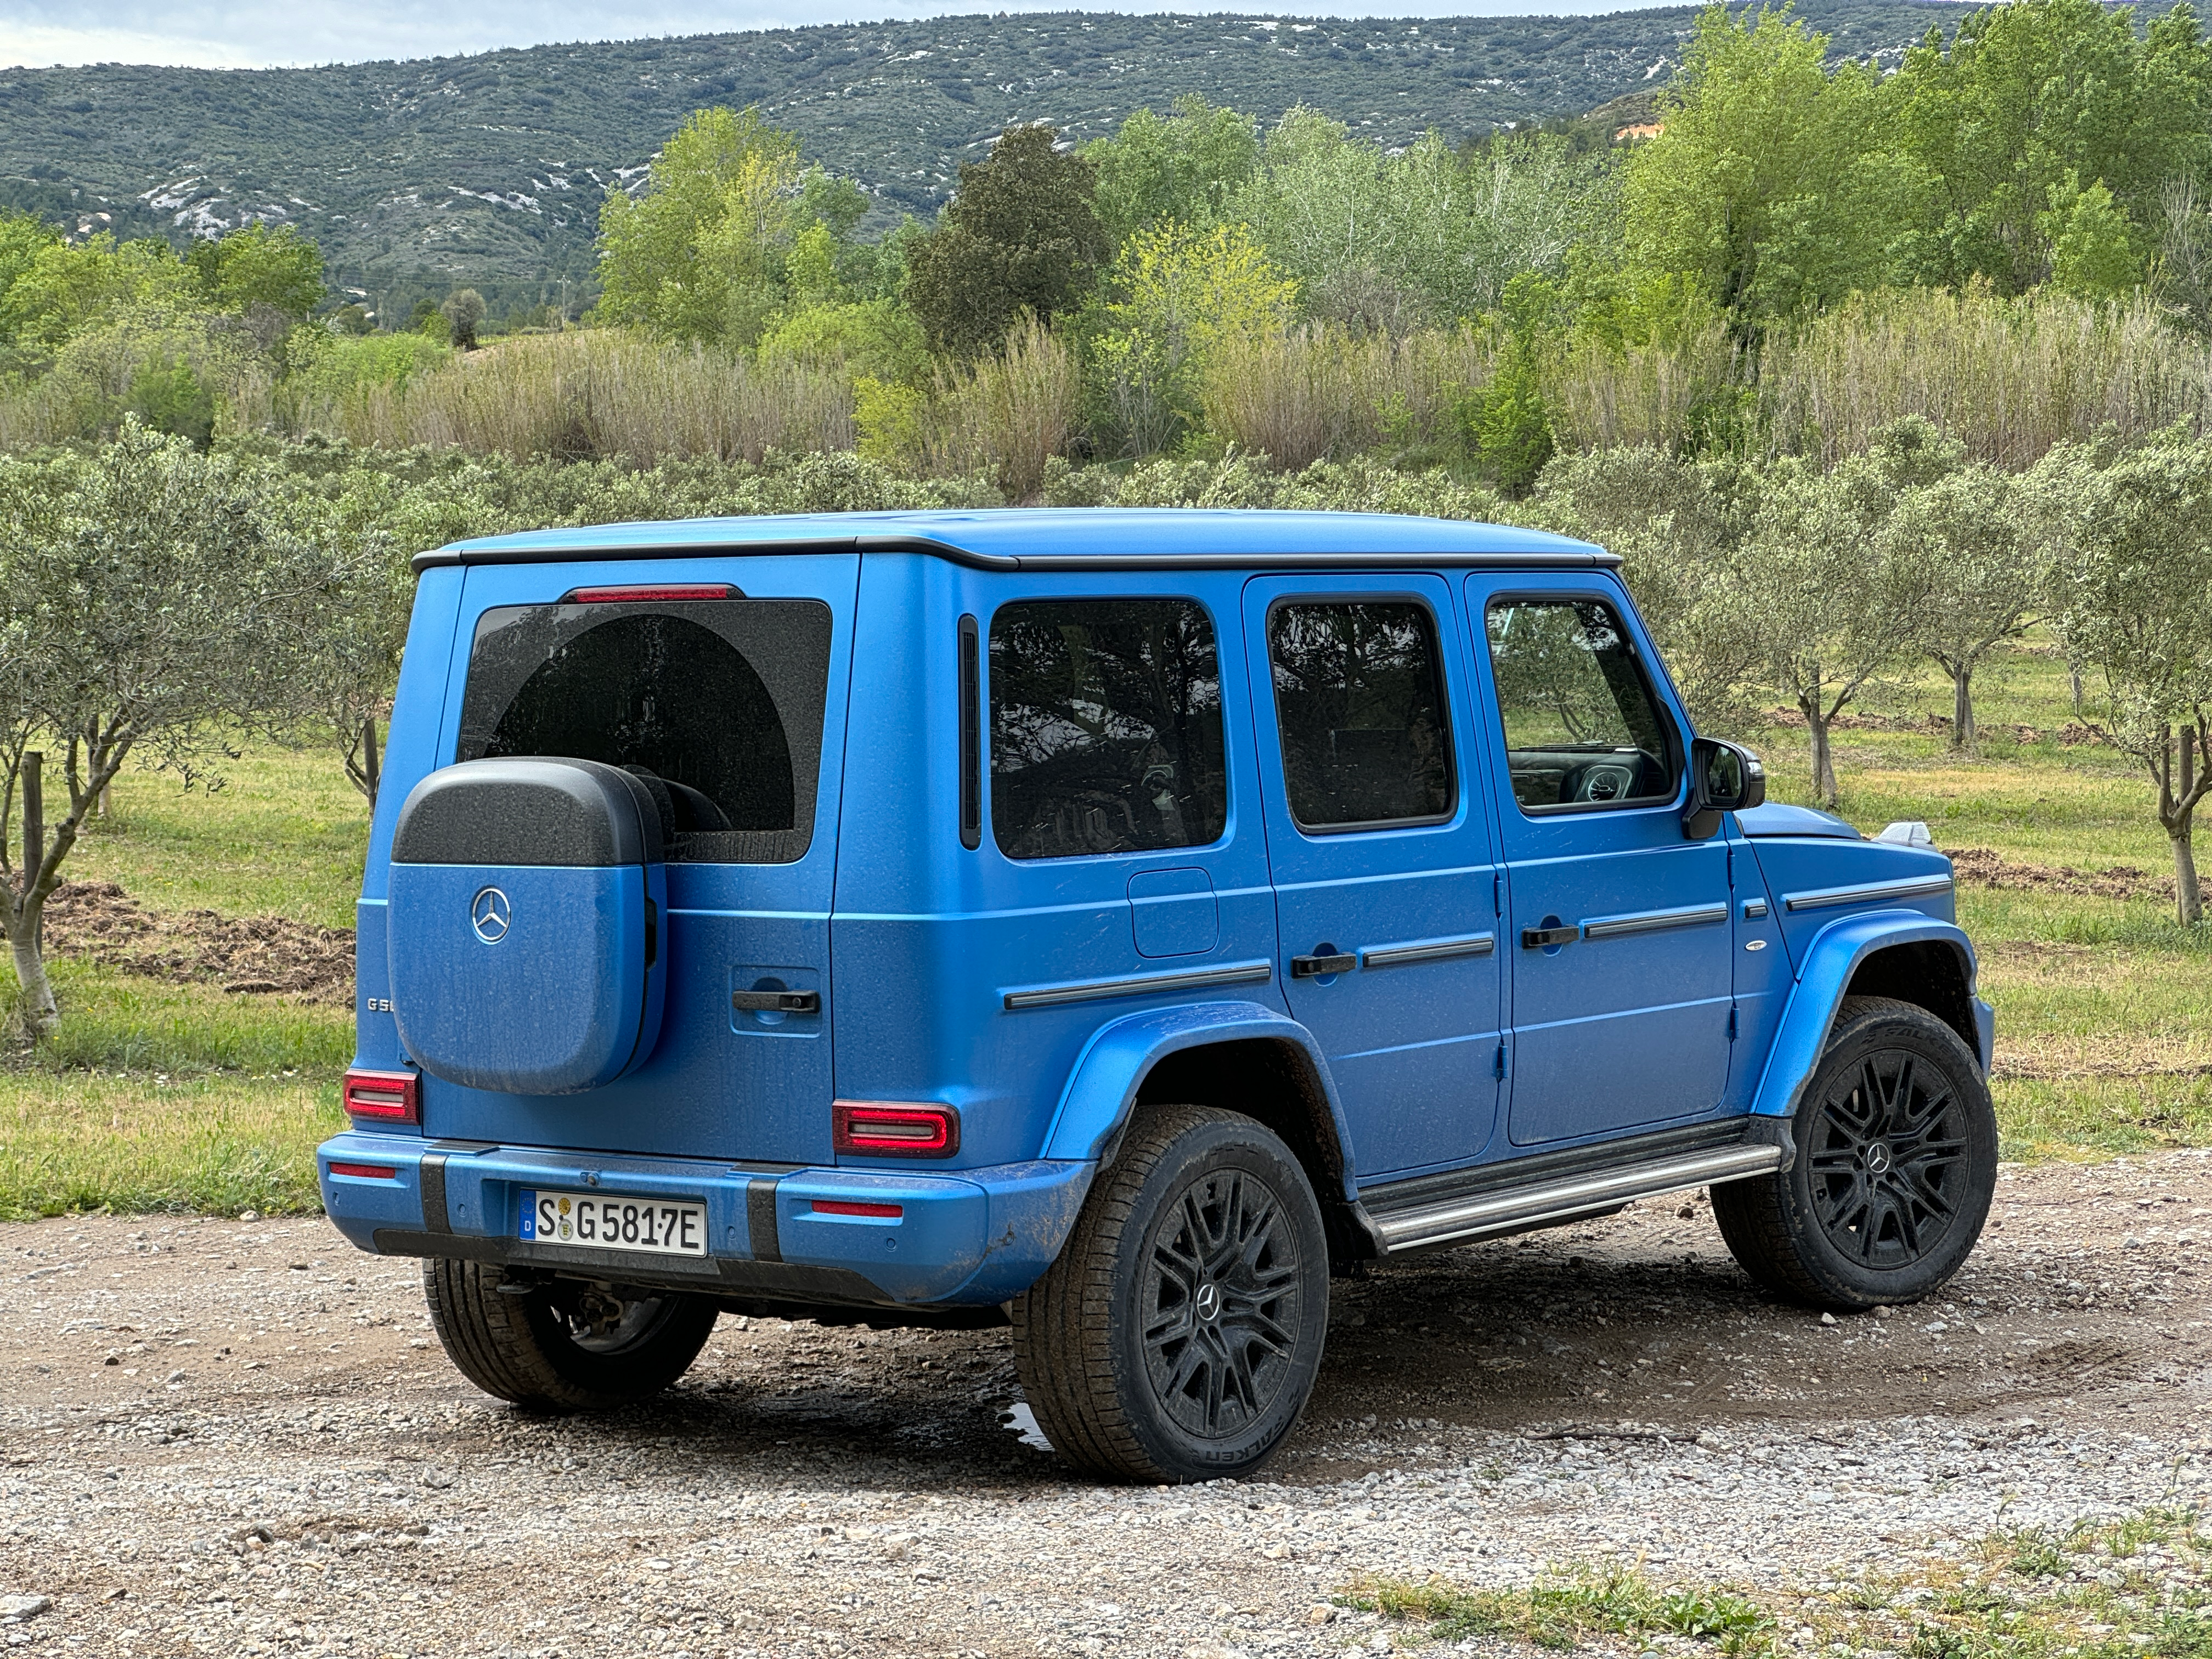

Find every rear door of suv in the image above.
[411,552,860,1166]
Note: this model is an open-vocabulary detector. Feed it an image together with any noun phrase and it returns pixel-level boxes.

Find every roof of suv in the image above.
[411,508,1616,574]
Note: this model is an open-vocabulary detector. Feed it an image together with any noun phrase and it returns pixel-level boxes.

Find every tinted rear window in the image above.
[990,598,1228,860]
[456,599,832,864]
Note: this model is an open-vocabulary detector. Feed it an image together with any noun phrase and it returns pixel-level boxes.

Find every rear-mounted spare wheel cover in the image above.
[387,757,667,1096]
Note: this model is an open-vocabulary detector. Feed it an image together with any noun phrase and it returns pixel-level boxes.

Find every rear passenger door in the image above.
[1466,578,1736,1147]
[1243,575,1504,1181]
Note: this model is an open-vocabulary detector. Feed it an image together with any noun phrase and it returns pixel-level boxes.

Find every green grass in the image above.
[8,633,2212,1220]
[1346,1505,2212,1659]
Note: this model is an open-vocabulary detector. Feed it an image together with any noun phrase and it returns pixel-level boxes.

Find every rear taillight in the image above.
[327,1161,398,1180]
[811,1199,904,1218]
[563,583,736,603]
[342,1069,420,1125]
[832,1101,960,1158]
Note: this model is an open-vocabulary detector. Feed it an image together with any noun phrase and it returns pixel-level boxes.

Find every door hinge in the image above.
[1493,1042,1508,1080]
[1493,871,1503,916]
[1728,1006,1739,1041]
[1727,845,1736,889]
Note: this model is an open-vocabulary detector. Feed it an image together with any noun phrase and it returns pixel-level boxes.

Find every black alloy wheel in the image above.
[1138,1165,1308,1441]
[1711,996,1997,1312]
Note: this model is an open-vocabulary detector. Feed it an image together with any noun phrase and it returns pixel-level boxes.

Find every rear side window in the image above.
[1485,596,1679,812]
[990,598,1227,860]
[456,599,832,864]
[1267,600,1454,831]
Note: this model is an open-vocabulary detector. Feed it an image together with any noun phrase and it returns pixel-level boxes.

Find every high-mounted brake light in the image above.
[811,1199,904,1218]
[562,584,738,603]
[328,1161,399,1180]
[342,1068,420,1125]
[833,1101,960,1158]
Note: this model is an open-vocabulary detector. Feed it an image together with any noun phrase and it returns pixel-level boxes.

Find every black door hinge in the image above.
[1728,1006,1739,1041]
[1493,1042,1508,1080]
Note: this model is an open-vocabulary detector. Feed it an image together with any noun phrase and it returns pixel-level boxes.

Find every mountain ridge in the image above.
[0,4,1968,312]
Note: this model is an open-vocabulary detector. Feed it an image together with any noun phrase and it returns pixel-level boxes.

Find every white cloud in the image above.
[0,0,1673,70]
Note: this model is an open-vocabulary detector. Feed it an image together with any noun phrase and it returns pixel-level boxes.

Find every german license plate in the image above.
[518,1190,707,1257]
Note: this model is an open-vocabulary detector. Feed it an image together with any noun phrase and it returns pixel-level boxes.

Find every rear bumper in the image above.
[315,1132,1093,1307]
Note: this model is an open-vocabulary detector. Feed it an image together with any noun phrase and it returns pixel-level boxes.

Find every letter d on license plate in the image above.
[519,1190,708,1257]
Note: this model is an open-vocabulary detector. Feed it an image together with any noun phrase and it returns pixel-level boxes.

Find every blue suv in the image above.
[319,509,1996,1483]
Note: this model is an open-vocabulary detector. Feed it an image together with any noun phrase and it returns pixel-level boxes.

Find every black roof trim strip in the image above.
[411,533,1621,577]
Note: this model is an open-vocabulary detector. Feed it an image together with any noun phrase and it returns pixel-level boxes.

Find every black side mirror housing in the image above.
[1683,738,1766,841]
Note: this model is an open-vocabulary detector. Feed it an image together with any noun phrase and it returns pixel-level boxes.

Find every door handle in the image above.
[1290,952,1358,979]
[1519,924,1581,950]
[732,989,820,1013]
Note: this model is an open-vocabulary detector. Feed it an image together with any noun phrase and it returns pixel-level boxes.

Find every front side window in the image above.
[456,598,832,863]
[1485,597,1679,812]
[990,598,1227,860]
[1267,600,1454,831]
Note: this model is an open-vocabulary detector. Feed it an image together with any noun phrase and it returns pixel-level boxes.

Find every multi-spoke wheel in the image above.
[423,1259,719,1411]
[1713,996,1996,1312]
[1012,1105,1329,1483]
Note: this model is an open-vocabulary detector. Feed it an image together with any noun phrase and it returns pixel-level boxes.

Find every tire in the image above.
[422,1259,719,1412]
[1713,995,1997,1312]
[1012,1105,1330,1484]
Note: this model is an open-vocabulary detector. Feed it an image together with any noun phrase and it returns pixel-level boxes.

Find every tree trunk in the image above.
[1952,664,1976,753]
[1808,708,1839,809]
[8,919,55,1037]
[2176,829,2204,928]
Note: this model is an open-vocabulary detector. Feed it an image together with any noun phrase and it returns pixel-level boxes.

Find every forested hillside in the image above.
[0,2,1956,310]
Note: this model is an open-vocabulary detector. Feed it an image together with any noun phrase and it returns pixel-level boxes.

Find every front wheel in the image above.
[1713,996,1997,1312]
[423,1259,719,1411]
[1012,1105,1329,1483]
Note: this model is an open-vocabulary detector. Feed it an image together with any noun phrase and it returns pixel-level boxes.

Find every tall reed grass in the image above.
[922,318,1079,501]
[1761,287,2212,467]
[1201,325,1495,467]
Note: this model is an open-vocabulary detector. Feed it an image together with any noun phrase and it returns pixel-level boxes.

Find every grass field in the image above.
[1,633,2205,1220]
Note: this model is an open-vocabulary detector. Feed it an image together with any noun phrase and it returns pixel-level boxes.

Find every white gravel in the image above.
[5,1151,2210,1656]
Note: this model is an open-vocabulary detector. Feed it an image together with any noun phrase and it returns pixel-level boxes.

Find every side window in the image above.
[456,599,832,864]
[1267,600,1454,832]
[990,598,1228,860]
[1485,597,1680,812]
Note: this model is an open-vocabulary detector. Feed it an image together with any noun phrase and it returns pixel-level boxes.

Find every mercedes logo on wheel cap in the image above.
[470,886,512,944]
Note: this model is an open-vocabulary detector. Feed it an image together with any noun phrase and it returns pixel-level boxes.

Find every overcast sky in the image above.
[1,0,1674,69]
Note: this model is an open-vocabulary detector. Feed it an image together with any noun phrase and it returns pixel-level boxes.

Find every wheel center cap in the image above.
[1194,1282,1222,1324]
[1865,1142,1894,1175]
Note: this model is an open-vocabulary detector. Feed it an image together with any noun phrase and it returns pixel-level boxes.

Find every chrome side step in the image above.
[1364,1142,1786,1254]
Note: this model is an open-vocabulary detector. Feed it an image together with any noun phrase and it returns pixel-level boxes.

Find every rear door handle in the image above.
[1520,924,1581,949]
[1290,952,1358,979]
[732,989,820,1013]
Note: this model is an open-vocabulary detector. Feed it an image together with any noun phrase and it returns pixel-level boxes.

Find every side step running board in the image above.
[1364,1142,1786,1255]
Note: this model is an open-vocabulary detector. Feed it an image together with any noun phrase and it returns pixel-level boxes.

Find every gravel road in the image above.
[5,1152,2210,1658]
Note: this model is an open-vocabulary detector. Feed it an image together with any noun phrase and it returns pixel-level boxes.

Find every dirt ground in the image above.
[4,1153,2209,1658]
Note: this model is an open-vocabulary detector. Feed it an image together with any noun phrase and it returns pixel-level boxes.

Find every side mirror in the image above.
[1683,738,1765,841]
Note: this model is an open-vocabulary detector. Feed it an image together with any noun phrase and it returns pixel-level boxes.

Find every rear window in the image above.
[989,597,1228,860]
[455,599,832,864]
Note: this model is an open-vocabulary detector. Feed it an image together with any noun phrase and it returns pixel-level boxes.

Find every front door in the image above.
[1243,575,1504,1181]
[1467,580,1735,1147]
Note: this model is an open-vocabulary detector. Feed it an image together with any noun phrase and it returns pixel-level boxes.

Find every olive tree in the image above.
[0,424,363,1033]
[1889,462,2046,751]
[1735,455,1926,807]
[2045,434,2212,925]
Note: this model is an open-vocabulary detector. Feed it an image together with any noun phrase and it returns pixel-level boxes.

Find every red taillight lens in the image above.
[328,1161,398,1180]
[832,1101,960,1158]
[563,584,736,603]
[811,1199,904,1218]
[342,1069,419,1125]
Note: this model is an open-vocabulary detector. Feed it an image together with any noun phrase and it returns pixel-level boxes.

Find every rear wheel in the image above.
[1713,996,1996,1312]
[1012,1105,1329,1483]
[423,1259,719,1411]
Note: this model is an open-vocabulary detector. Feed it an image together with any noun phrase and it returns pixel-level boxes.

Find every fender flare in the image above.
[1039,999,1359,1199]
[1751,910,1984,1122]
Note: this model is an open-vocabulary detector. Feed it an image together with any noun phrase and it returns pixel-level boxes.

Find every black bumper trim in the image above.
[746,1176,783,1263]
[369,1229,889,1306]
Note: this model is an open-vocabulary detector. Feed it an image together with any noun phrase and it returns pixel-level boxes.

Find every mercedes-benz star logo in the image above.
[470,886,512,944]
[1194,1282,1222,1324]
